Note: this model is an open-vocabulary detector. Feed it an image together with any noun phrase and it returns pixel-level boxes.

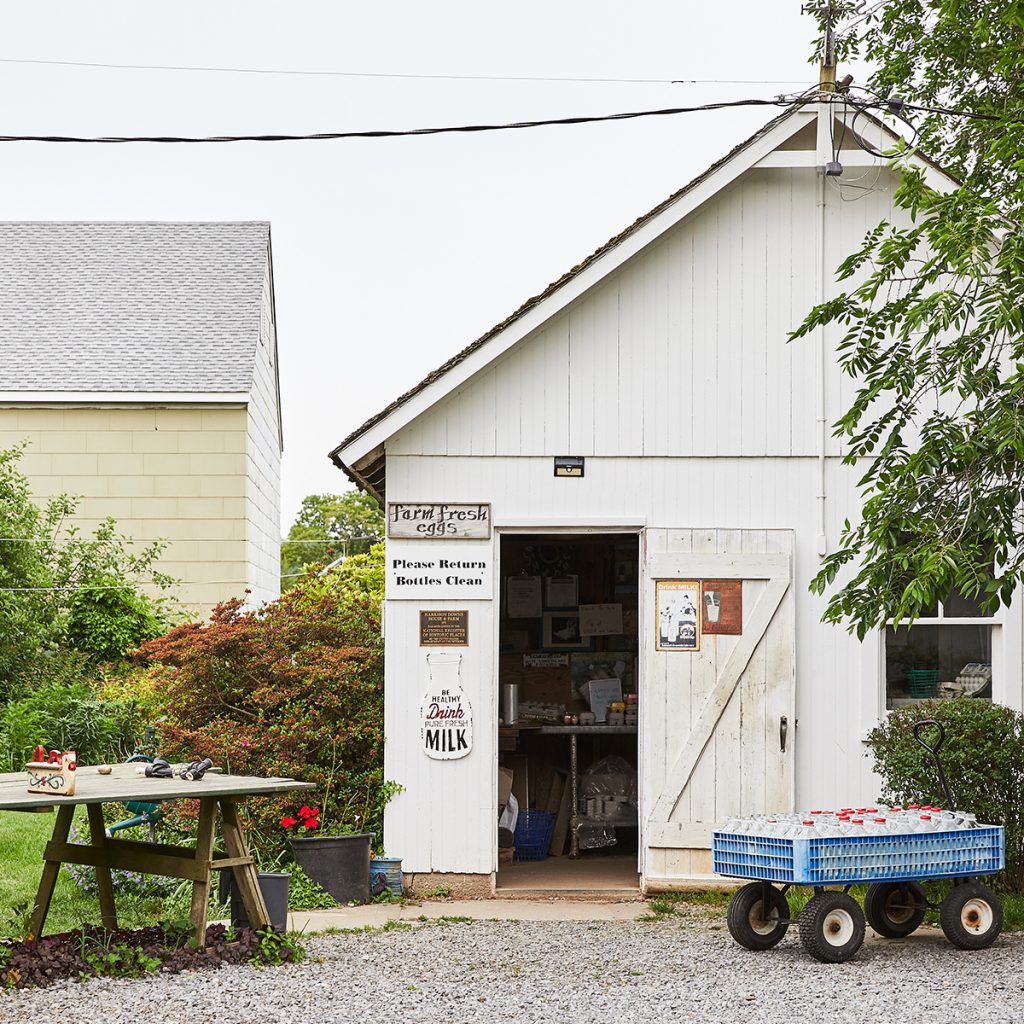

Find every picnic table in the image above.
[0,763,314,944]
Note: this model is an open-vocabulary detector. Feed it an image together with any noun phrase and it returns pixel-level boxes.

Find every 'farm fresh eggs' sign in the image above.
[386,541,493,600]
[387,502,491,539]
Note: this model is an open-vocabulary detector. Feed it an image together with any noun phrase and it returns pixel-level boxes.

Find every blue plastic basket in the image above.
[514,810,555,861]
[712,827,1004,885]
[369,857,404,898]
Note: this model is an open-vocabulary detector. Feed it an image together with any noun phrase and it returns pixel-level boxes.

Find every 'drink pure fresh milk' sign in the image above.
[387,502,491,539]
[421,654,473,760]
[386,541,493,600]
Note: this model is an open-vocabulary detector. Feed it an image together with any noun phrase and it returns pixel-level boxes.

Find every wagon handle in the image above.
[913,719,957,809]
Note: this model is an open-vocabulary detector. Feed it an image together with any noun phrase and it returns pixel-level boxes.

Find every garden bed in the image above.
[0,923,303,990]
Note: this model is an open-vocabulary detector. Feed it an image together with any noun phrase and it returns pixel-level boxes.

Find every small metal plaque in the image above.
[419,609,470,647]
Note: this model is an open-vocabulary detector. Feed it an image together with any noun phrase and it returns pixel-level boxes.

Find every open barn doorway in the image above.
[495,532,640,894]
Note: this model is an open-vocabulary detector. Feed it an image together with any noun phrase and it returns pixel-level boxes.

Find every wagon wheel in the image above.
[864,881,927,938]
[940,882,1003,950]
[726,882,790,950]
[799,892,866,963]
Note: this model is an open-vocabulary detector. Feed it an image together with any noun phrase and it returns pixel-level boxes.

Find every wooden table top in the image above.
[0,762,314,810]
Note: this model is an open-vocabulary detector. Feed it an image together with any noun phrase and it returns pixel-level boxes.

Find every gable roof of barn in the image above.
[330,101,954,499]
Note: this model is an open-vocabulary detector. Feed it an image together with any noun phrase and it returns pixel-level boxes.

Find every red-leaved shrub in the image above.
[136,570,387,861]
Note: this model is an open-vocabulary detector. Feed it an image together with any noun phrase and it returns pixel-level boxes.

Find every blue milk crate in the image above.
[712,826,1004,885]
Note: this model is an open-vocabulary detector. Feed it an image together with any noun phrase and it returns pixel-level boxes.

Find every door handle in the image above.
[780,715,788,753]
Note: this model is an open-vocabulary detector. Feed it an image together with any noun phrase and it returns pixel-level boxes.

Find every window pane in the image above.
[943,585,994,618]
[885,624,992,709]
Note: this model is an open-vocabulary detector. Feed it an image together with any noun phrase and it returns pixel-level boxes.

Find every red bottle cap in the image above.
[874,818,886,824]
[908,804,920,810]
[851,818,864,825]
[802,820,814,825]
[920,815,932,820]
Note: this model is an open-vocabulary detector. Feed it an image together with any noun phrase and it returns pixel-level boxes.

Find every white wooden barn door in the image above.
[641,529,794,884]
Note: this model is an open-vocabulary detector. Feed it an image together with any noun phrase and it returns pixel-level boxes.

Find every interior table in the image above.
[534,725,638,857]
[0,763,314,943]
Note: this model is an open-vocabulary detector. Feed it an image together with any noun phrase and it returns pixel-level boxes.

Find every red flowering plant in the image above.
[281,805,320,832]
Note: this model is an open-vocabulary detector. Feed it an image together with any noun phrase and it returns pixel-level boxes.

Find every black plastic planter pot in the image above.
[290,832,375,905]
[219,871,290,933]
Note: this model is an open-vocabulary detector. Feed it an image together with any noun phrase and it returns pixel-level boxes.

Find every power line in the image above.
[0,55,809,87]
[0,96,816,145]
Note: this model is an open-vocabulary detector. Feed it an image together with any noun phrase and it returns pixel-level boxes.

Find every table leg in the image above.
[570,733,579,859]
[189,797,218,945]
[30,804,74,940]
[219,798,271,931]
[86,804,118,930]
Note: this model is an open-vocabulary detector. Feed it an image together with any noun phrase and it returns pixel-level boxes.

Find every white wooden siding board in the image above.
[686,529,720,828]
[763,171,793,455]
[586,283,616,455]
[512,326,542,455]
[789,170,818,456]
[740,530,769,816]
[640,527,669,881]
[688,210,711,455]
[717,191,743,455]
[618,260,645,454]
[742,175,769,456]
[714,530,744,823]
[652,240,672,457]
[647,823,713,848]
[764,531,795,812]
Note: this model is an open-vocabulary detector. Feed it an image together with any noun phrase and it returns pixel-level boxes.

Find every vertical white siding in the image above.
[383,589,497,875]
[244,251,282,606]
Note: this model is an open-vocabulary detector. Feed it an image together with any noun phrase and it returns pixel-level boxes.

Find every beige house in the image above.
[0,221,283,612]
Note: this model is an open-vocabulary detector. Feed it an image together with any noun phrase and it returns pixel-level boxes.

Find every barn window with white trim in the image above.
[884,585,995,709]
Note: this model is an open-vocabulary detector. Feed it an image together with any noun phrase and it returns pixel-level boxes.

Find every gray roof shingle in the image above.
[0,221,270,393]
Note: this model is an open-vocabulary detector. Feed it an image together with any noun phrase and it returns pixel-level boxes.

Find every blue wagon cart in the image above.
[715,720,1006,962]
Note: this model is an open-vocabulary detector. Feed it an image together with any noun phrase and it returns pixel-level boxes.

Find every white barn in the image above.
[331,100,1019,895]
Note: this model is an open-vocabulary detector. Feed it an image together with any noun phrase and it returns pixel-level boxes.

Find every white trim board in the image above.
[0,392,250,406]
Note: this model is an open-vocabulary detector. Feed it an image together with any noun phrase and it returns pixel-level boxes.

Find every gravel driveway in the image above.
[3,913,1023,1024]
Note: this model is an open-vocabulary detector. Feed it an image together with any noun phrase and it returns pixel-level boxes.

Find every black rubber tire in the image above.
[939,882,1003,950]
[799,891,866,963]
[864,881,927,938]
[726,882,790,950]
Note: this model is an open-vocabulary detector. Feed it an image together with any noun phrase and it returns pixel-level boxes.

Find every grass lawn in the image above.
[0,809,183,939]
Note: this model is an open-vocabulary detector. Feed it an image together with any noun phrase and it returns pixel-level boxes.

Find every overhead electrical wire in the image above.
[0,55,808,87]
[0,95,820,144]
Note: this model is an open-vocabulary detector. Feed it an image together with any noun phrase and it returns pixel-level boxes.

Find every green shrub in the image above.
[0,680,144,771]
[866,699,1024,891]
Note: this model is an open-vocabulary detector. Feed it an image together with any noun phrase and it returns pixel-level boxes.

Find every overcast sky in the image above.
[2,2,833,530]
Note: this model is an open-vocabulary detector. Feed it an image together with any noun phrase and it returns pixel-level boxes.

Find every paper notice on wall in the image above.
[506,576,542,618]
[581,679,623,723]
[578,603,623,637]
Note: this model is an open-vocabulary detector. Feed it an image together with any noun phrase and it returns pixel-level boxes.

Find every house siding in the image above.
[244,253,283,607]
[0,404,250,614]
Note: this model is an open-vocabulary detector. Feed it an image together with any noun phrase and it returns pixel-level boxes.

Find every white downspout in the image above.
[815,77,833,558]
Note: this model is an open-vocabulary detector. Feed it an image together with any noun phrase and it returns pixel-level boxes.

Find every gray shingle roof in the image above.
[0,221,270,393]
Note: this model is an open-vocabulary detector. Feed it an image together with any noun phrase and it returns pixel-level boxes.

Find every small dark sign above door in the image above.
[419,609,470,647]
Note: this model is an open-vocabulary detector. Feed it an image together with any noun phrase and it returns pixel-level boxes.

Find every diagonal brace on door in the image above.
[648,565,791,826]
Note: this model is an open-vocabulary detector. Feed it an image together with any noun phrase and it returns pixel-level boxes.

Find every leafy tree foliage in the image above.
[0,444,173,698]
[139,543,392,861]
[794,2,1024,634]
[280,491,384,589]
